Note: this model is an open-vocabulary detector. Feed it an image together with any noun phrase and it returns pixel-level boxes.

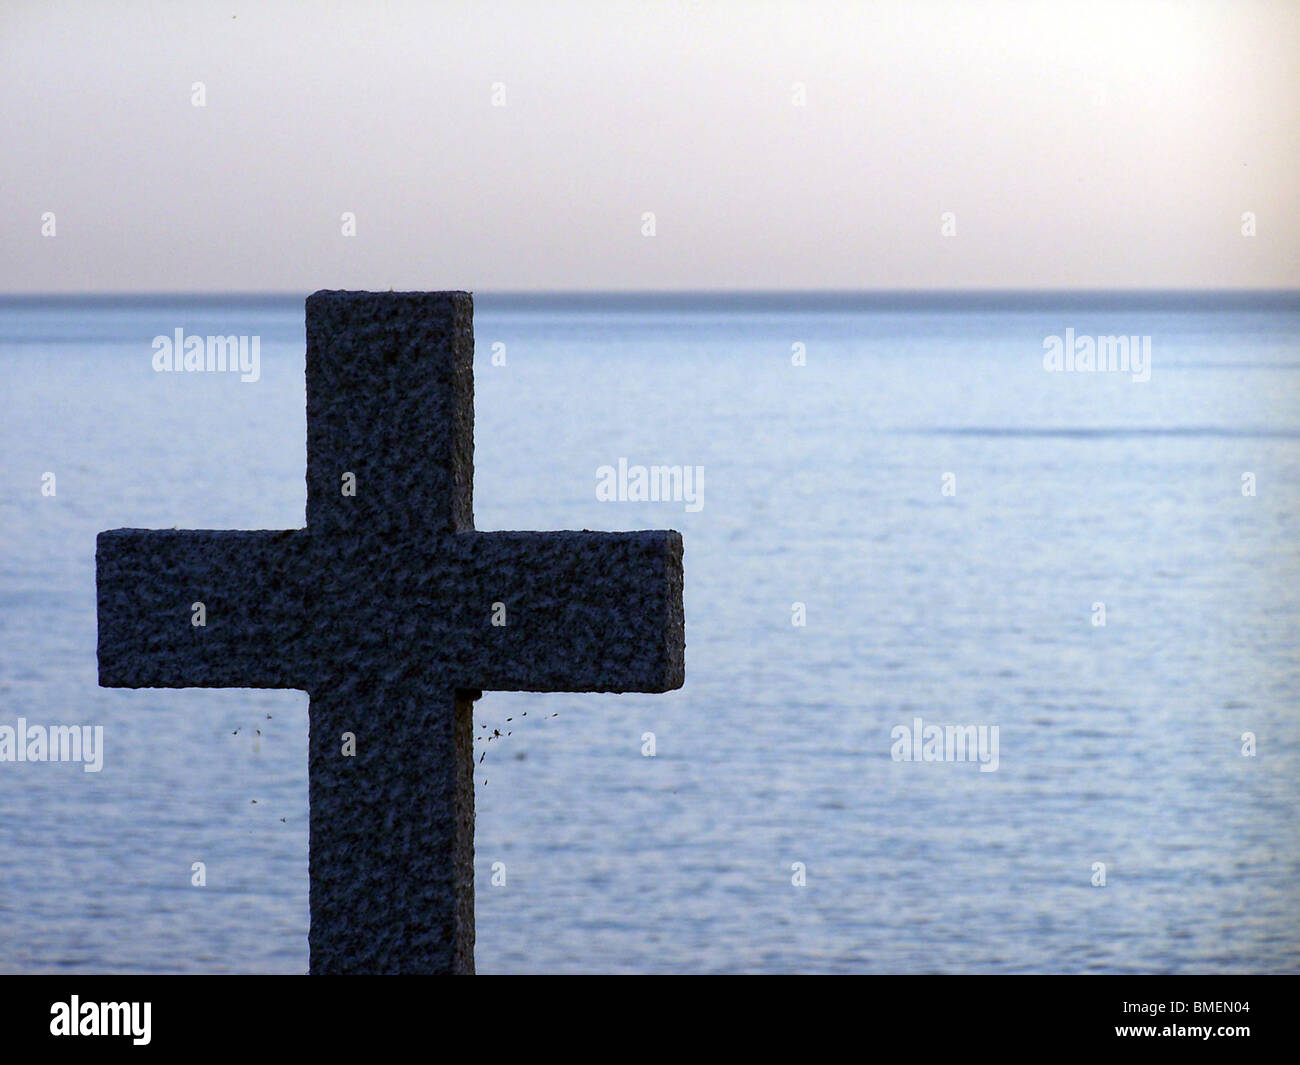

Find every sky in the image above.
[2,0,1297,292]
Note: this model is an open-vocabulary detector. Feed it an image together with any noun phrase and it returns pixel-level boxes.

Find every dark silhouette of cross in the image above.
[96,291,685,974]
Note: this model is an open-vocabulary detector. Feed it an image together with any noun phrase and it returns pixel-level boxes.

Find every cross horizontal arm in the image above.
[448,529,685,693]
[97,529,310,689]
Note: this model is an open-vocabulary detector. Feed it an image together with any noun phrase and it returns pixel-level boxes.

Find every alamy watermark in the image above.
[50,996,150,1045]
[890,716,999,773]
[0,718,104,772]
[152,329,261,382]
[1043,328,1150,382]
[596,458,704,512]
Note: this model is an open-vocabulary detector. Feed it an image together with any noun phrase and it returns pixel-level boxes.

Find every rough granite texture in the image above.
[96,290,686,975]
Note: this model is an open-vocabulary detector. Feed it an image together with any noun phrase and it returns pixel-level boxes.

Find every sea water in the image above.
[1,293,1297,973]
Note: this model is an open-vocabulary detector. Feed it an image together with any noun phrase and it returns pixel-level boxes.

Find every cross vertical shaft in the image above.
[303,292,478,973]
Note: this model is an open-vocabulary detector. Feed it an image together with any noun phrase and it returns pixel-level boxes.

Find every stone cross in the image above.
[96,291,685,974]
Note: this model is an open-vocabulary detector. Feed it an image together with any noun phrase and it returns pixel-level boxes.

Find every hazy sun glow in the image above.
[2,0,1296,291]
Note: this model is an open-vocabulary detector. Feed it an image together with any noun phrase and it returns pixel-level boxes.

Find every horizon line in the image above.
[3,287,1299,303]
